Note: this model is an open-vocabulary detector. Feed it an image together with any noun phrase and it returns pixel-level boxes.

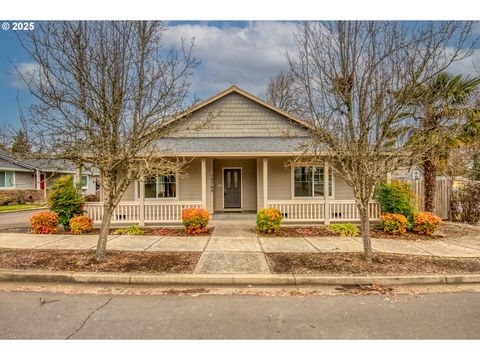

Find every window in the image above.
[294,166,333,198]
[143,175,177,199]
[81,175,89,189]
[0,171,14,188]
[412,170,420,180]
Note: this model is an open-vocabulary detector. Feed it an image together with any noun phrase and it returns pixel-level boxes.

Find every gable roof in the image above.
[167,85,313,131]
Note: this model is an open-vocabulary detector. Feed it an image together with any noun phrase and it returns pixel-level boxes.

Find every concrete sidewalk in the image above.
[1,226,480,276]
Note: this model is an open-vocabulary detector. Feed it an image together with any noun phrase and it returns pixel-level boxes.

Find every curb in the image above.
[1,270,480,286]
[0,207,47,214]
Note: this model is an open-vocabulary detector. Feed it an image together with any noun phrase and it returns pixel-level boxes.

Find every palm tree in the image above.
[409,72,480,212]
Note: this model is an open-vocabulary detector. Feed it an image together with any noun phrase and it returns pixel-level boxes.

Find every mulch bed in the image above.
[0,249,201,273]
[265,252,480,275]
[258,226,336,237]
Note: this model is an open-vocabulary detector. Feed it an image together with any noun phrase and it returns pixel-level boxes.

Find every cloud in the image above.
[8,62,43,90]
[162,21,298,99]
[447,49,480,77]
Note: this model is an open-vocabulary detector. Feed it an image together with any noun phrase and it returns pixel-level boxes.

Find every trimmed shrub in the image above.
[451,182,480,224]
[113,224,145,235]
[377,182,415,223]
[327,223,359,236]
[381,213,408,235]
[182,208,210,234]
[413,212,442,236]
[256,208,283,233]
[69,215,94,235]
[30,211,59,234]
[48,176,84,230]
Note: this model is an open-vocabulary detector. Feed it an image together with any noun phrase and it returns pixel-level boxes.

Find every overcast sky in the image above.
[1,20,479,129]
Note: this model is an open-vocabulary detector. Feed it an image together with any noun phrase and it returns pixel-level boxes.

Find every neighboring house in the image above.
[85,86,381,224]
[391,165,424,181]
[0,149,100,204]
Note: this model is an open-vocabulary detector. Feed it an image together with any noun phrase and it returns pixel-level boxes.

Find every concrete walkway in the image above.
[1,227,480,275]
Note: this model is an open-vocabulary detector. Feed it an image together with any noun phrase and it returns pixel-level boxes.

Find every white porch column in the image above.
[324,160,330,225]
[263,158,268,208]
[139,179,145,226]
[386,171,392,184]
[35,169,41,191]
[201,158,207,209]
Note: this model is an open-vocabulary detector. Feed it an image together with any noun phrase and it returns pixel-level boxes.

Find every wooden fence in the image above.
[402,178,451,219]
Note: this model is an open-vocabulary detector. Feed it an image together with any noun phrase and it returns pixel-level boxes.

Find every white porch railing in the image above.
[85,201,202,224]
[267,200,381,223]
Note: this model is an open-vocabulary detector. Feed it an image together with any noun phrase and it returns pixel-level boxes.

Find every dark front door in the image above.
[224,169,241,208]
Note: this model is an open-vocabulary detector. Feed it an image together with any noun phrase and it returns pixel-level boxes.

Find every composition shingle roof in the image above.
[155,137,311,153]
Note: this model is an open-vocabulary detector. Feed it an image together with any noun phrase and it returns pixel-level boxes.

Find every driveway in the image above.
[0,209,45,230]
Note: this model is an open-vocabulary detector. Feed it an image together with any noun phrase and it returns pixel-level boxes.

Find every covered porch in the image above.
[85,156,381,225]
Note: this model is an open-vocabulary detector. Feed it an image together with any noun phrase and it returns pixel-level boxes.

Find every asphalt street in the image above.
[0,209,43,229]
[0,288,479,339]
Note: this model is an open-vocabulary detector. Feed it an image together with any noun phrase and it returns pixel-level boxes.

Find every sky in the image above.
[0,20,479,130]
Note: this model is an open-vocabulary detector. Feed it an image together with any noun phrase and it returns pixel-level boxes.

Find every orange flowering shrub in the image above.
[30,211,59,234]
[182,208,210,234]
[69,215,94,235]
[413,212,442,236]
[381,213,408,235]
[256,208,283,233]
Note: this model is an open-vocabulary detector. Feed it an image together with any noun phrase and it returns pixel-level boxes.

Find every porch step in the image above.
[212,212,256,220]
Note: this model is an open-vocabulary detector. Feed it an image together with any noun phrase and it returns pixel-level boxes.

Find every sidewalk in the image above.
[1,226,480,275]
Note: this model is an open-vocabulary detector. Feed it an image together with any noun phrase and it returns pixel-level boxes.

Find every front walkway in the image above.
[1,226,479,274]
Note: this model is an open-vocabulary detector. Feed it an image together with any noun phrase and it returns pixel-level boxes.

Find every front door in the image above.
[224,169,241,208]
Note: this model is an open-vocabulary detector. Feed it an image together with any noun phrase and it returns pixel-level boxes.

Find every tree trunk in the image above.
[423,153,437,213]
[359,203,373,262]
[75,162,83,196]
[95,204,113,261]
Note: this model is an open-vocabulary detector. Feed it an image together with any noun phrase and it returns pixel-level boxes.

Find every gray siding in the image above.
[174,93,308,138]
[179,158,202,202]
[213,158,257,212]
[14,171,35,190]
[333,171,355,200]
[268,157,291,200]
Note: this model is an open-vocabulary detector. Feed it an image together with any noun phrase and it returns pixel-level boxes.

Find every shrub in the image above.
[182,208,210,234]
[48,176,84,230]
[413,212,442,236]
[327,223,359,236]
[113,224,145,235]
[69,215,94,235]
[377,182,415,223]
[451,182,480,224]
[381,213,408,235]
[30,211,59,234]
[256,208,283,233]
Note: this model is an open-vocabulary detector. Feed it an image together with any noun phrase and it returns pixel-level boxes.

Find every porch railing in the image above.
[85,201,203,224]
[267,200,381,223]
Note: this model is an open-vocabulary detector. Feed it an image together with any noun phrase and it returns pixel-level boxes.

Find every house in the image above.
[391,165,424,181]
[85,86,381,225]
[0,149,100,204]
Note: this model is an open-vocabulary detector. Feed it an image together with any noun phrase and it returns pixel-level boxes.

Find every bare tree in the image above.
[289,21,478,261]
[16,21,199,260]
[265,69,305,117]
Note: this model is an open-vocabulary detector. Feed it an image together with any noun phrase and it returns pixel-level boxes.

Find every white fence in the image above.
[85,201,202,224]
[267,200,381,223]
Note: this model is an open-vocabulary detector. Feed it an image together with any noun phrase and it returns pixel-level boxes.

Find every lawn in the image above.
[0,204,42,212]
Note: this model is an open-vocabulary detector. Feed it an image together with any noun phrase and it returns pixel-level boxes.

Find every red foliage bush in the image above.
[181,208,210,235]
[413,212,442,236]
[30,211,59,234]
[381,213,408,235]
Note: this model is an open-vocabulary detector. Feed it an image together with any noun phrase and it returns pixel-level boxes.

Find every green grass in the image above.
[0,204,42,212]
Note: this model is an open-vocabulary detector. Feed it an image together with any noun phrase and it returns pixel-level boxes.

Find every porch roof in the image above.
[155,137,311,154]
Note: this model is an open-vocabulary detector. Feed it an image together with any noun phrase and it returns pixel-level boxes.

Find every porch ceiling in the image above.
[156,136,311,154]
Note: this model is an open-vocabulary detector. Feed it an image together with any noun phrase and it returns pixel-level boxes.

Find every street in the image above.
[0,209,43,229]
[0,285,479,339]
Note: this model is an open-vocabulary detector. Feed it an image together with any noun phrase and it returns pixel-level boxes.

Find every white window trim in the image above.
[0,170,15,189]
[136,174,179,201]
[291,165,335,200]
[81,175,89,190]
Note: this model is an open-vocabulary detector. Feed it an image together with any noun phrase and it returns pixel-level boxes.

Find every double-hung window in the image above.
[0,171,14,188]
[293,166,333,198]
[144,175,177,199]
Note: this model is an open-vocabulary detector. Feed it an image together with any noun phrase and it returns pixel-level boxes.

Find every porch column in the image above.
[263,158,268,208]
[35,169,41,191]
[386,171,392,184]
[324,160,330,225]
[201,158,207,209]
[139,179,145,227]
